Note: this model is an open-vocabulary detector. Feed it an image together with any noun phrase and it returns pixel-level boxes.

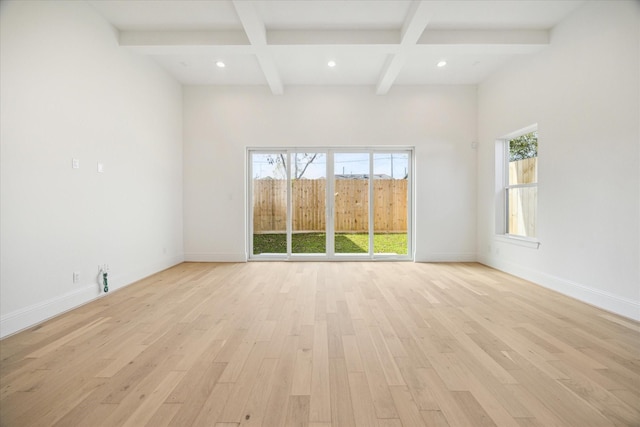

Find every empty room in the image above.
[1,0,638,426]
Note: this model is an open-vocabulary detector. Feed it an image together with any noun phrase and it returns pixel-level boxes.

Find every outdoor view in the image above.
[251,151,409,256]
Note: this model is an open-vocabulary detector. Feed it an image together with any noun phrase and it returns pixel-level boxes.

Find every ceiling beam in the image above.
[267,30,400,45]
[376,0,433,95]
[119,29,548,50]
[119,31,249,47]
[119,28,547,57]
[233,0,283,95]
[400,1,432,44]
[376,53,407,95]
[419,29,549,45]
[119,30,254,55]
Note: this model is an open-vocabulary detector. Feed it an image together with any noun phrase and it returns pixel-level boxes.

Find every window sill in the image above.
[495,234,541,249]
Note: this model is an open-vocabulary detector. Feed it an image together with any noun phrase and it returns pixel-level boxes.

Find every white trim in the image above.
[286,152,292,255]
[498,124,539,240]
[250,255,411,262]
[415,252,477,262]
[247,147,414,261]
[0,255,184,339]
[184,253,247,262]
[368,152,374,256]
[507,183,537,189]
[1,285,98,339]
[247,150,254,258]
[327,151,335,257]
[478,255,640,322]
[500,123,538,140]
[495,234,540,249]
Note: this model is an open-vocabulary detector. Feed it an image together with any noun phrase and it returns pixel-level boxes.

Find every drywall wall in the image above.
[477,1,640,319]
[0,1,184,337]
[183,85,478,262]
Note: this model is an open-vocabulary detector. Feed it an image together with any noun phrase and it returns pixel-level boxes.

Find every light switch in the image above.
[72,158,80,169]
[97,162,104,173]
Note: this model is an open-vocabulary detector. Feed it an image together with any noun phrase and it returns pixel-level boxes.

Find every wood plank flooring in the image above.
[1,262,638,426]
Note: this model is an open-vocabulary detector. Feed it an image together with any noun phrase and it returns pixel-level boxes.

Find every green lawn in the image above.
[253,233,407,255]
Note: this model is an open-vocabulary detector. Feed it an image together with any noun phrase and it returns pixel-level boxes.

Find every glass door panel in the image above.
[251,153,288,255]
[373,152,409,255]
[334,153,370,254]
[291,152,326,254]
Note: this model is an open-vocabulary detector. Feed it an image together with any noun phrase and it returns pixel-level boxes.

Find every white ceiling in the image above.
[87,0,584,94]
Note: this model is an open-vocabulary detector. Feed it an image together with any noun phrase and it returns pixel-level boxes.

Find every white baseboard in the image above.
[478,254,640,321]
[0,255,184,339]
[0,285,99,339]
[184,252,247,262]
[415,252,477,263]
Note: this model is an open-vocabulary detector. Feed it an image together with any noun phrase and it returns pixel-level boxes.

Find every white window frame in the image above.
[495,125,540,249]
[247,147,414,261]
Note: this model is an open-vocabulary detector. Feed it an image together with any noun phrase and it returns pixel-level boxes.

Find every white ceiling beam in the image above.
[376,53,407,95]
[267,30,400,45]
[376,0,433,95]
[122,44,254,56]
[119,30,254,55]
[119,31,249,47]
[419,29,549,45]
[233,0,283,95]
[119,29,547,50]
[400,0,433,44]
[412,44,547,56]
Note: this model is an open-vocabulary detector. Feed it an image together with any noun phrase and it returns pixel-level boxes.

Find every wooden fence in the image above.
[253,179,407,233]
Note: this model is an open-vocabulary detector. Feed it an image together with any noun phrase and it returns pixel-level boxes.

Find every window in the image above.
[248,148,413,260]
[504,128,538,238]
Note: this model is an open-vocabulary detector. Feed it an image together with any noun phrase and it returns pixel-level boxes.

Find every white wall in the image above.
[0,1,184,337]
[183,85,478,262]
[477,1,640,320]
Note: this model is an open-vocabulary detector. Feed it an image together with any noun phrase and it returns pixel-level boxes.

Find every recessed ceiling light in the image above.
[216,61,226,68]
[327,60,336,68]
[437,60,447,68]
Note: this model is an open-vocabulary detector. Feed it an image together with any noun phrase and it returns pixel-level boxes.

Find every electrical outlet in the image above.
[73,271,80,283]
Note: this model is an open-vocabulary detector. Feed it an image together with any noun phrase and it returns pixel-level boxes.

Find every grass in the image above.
[253,233,407,255]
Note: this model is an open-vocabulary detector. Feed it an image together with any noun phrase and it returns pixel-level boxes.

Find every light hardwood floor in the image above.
[1,262,638,426]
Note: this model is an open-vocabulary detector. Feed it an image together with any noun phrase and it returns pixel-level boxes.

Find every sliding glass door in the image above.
[291,152,327,255]
[373,152,409,256]
[251,152,288,256]
[334,152,370,255]
[249,148,412,260]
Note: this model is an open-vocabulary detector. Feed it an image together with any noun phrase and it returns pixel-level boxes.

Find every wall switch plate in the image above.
[97,162,104,173]
[72,158,80,169]
[73,271,80,283]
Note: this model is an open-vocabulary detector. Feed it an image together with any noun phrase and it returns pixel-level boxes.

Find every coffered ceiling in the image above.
[88,0,584,94]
